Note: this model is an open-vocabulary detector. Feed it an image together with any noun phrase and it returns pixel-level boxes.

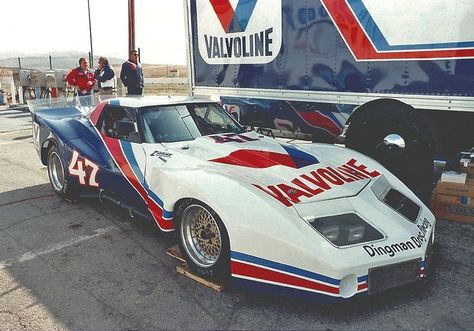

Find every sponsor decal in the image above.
[196,0,282,64]
[209,133,260,144]
[150,151,173,158]
[363,237,422,258]
[415,217,432,243]
[254,158,380,206]
[363,218,432,258]
[151,150,173,162]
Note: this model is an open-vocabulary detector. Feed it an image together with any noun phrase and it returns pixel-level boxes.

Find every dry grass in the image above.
[112,64,187,78]
[144,83,188,96]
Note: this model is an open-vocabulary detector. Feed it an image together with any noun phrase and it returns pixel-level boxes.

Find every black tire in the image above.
[176,199,230,282]
[23,88,36,101]
[41,89,50,99]
[345,100,436,201]
[46,145,77,200]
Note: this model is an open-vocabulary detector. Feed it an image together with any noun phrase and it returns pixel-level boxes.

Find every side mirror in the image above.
[127,131,142,143]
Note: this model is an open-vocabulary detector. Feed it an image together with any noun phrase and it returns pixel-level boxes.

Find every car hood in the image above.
[162,132,377,205]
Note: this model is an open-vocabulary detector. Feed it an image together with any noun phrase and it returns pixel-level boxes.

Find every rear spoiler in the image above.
[27,95,111,120]
[27,95,102,114]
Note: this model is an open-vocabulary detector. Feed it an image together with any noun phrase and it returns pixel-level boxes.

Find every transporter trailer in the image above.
[184,0,474,197]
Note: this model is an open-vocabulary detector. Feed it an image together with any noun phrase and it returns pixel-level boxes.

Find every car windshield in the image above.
[140,102,244,143]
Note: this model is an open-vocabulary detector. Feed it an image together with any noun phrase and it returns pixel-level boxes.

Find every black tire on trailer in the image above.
[41,89,50,99]
[176,199,231,282]
[46,144,77,200]
[345,99,436,200]
[23,88,36,101]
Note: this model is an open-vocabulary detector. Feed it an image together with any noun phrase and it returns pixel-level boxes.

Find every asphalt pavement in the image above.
[0,105,473,330]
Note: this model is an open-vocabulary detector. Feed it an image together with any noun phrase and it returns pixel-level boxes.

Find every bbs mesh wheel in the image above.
[176,199,230,282]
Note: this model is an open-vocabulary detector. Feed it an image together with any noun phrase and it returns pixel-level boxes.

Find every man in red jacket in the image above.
[66,57,96,97]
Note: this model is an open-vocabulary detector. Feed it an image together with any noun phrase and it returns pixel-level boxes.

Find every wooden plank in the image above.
[166,245,186,263]
[176,264,226,292]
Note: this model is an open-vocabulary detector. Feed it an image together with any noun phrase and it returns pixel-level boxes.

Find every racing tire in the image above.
[345,100,436,201]
[47,144,77,200]
[176,199,230,282]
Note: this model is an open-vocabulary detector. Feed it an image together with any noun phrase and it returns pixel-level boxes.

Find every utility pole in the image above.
[128,0,136,52]
[87,0,94,67]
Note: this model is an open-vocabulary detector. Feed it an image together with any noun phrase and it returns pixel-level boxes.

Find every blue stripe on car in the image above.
[121,140,174,219]
[231,251,341,286]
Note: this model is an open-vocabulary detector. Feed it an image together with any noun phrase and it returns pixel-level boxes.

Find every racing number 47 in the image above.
[68,150,99,187]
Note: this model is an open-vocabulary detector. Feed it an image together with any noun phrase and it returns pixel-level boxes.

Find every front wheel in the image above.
[176,200,230,282]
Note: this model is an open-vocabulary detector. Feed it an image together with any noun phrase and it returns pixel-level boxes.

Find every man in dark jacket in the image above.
[120,50,144,96]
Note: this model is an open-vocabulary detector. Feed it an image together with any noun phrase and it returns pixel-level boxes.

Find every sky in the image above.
[1,0,187,65]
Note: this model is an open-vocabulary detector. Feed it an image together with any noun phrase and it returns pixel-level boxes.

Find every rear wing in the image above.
[27,95,113,120]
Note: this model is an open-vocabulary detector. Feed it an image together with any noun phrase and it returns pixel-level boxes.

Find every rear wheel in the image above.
[345,100,436,202]
[47,145,76,200]
[176,199,230,282]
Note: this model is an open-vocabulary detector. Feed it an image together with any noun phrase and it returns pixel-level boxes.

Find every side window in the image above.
[97,105,139,141]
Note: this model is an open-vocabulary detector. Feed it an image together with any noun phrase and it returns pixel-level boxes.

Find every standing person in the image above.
[66,57,96,99]
[94,56,115,96]
[120,50,144,96]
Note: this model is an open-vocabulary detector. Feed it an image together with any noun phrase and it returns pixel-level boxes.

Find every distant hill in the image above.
[0,51,124,70]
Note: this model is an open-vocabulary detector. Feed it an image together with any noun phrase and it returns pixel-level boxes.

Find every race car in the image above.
[29,96,435,302]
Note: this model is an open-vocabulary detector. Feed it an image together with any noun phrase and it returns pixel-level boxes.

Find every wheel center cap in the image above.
[200,228,214,240]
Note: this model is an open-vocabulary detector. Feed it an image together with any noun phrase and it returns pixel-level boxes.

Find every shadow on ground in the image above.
[0,184,473,329]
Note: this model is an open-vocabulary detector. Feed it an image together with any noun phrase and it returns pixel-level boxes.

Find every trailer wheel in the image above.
[23,88,36,101]
[345,100,436,200]
[176,199,230,282]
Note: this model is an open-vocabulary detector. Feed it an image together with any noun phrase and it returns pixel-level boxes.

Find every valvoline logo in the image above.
[196,0,282,65]
[210,0,257,33]
[321,0,474,61]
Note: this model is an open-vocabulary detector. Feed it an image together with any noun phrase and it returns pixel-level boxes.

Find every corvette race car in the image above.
[29,96,435,301]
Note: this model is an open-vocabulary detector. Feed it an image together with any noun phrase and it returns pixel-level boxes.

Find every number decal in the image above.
[84,159,99,187]
[68,150,100,187]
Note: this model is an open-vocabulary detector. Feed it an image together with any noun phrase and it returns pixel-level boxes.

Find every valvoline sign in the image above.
[196,0,282,64]
[321,0,474,61]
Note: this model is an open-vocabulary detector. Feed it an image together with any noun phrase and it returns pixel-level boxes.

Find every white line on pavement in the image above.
[0,225,118,269]
[0,140,28,146]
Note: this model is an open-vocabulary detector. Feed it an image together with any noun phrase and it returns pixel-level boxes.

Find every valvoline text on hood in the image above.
[253,158,381,207]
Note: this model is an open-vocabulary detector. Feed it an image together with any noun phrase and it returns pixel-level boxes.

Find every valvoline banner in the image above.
[196,0,282,64]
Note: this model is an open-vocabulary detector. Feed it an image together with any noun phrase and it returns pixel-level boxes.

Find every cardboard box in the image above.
[431,193,474,224]
[440,171,466,184]
[435,181,474,197]
[460,162,474,177]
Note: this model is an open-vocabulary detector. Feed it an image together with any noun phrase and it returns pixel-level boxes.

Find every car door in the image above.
[92,104,150,211]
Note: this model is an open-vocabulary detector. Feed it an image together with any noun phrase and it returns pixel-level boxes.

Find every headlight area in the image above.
[310,213,384,247]
[371,175,421,223]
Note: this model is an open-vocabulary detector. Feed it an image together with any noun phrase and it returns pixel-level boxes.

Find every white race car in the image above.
[31,96,435,301]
